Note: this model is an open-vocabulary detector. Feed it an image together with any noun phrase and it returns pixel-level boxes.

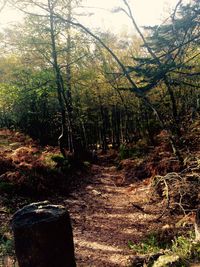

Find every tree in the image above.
[9,0,91,158]
[0,0,199,161]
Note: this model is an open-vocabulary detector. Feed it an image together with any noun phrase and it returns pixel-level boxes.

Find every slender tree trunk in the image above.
[63,0,84,159]
[65,0,74,153]
[48,0,67,158]
[164,77,181,135]
[100,105,107,153]
[116,106,121,147]
[112,105,118,148]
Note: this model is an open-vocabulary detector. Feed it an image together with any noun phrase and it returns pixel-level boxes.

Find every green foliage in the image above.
[83,161,91,168]
[51,154,71,172]
[129,231,200,267]
[51,154,65,164]
[0,228,14,257]
[153,234,200,267]
[43,153,71,171]
[171,235,193,259]
[119,144,132,160]
[153,255,180,267]
[169,234,200,265]
[0,238,14,257]
[119,140,148,160]
[128,232,167,255]
[0,0,199,156]
[0,182,15,194]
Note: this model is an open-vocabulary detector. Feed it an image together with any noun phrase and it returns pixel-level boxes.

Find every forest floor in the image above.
[0,129,200,266]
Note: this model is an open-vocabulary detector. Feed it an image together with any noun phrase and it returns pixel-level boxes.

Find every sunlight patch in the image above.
[75,239,123,252]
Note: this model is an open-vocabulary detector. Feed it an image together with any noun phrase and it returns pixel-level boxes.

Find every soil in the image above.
[64,161,165,267]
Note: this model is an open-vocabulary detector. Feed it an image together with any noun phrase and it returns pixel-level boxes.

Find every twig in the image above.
[131,203,145,212]
[154,176,170,220]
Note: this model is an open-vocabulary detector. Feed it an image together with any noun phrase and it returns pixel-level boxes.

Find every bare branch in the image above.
[171,0,183,22]
[60,53,88,69]
[122,0,161,66]
[0,0,7,13]
[172,71,200,77]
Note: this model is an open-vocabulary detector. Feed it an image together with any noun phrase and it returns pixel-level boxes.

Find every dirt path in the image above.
[63,162,163,267]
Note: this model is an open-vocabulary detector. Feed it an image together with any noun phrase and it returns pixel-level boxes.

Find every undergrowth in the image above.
[0,227,14,258]
[129,230,200,266]
[119,140,149,160]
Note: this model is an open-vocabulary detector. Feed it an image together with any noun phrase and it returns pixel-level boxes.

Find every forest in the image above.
[0,0,200,266]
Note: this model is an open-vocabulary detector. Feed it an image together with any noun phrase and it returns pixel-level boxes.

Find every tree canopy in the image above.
[0,0,199,157]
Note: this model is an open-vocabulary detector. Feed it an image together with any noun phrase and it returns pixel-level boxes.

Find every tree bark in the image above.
[48,0,68,158]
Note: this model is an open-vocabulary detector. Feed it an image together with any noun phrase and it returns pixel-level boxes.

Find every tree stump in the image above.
[11,201,76,267]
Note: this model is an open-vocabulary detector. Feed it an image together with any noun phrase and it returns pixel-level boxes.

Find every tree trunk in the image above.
[48,0,67,158]
[65,0,76,155]
[101,106,108,153]
[164,77,181,136]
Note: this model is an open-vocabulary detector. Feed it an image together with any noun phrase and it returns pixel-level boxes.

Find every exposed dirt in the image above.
[62,162,169,266]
